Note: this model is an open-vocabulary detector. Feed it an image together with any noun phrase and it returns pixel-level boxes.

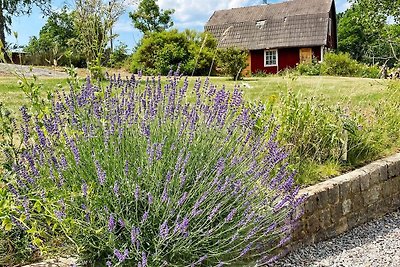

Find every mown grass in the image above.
[0,75,389,112]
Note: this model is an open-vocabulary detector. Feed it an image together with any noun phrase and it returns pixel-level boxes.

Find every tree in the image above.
[0,0,51,48]
[337,4,381,61]
[131,29,217,75]
[217,47,248,80]
[338,1,400,65]
[73,0,124,65]
[129,0,174,35]
[24,7,85,66]
[350,0,400,22]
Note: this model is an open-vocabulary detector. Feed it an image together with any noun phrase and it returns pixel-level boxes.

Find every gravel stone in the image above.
[0,63,68,78]
[272,209,400,267]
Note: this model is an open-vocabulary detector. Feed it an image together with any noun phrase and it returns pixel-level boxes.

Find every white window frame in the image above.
[264,49,278,67]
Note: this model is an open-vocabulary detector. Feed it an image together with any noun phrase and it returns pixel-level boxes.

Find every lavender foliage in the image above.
[9,72,303,266]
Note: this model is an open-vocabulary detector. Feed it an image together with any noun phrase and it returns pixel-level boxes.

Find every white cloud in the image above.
[157,0,254,30]
[114,20,134,32]
[336,0,351,12]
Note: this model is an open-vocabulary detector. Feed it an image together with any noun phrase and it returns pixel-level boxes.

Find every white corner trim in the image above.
[320,46,324,62]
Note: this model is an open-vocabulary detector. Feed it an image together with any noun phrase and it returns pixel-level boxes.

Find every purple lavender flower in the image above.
[225,208,237,222]
[155,143,163,160]
[161,186,168,202]
[165,171,172,183]
[114,248,129,262]
[208,203,221,221]
[118,218,125,228]
[124,160,129,177]
[191,255,208,266]
[141,211,149,223]
[159,220,169,239]
[95,160,106,185]
[20,106,31,124]
[141,251,147,267]
[131,226,140,245]
[135,185,140,201]
[178,192,188,206]
[239,242,253,257]
[113,181,119,197]
[179,174,186,188]
[174,216,189,236]
[108,214,116,232]
[67,138,80,164]
[60,154,68,170]
[82,181,88,197]
[35,125,47,147]
[147,193,153,205]
[215,158,225,177]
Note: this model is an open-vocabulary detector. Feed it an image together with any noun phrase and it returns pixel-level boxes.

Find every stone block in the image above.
[348,209,368,228]
[316,209,332,229]
[384,153,400,178]
[315,188,329,209]
[339,179,352,200]
[359,172,371,191]
[350,177,361,194]
[361,162,387,184]
[330,203,343,223]
[351,193,364,211]
[327,183,340,205]
[363,184,381,205]
[381,180,395,199]
[306,214,321,233]
[303,193,317,215]
[335,217,348,235]
[342,199,352,215]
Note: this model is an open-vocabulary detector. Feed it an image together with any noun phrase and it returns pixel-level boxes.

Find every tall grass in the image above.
[250,80,400,184]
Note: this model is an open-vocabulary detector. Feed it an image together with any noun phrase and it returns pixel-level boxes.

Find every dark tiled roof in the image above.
[205,0,334,50]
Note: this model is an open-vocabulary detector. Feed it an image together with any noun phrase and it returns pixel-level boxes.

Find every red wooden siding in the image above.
[250,50,277,74]
[250,46,322,74]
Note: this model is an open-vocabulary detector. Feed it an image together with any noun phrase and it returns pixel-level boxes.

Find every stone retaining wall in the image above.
[290,153,400,248]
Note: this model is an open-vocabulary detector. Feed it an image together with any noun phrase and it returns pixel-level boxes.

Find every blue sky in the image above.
[8,0,351,52]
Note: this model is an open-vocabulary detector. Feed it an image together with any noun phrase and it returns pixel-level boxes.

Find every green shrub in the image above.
[320,52,359,76]
[217,47,248,80]
[320,52,380,78]
[296,59,321,76]
[108,43,130,68]
[131,30,217,76]
[356,64,380,78]
[7,72,303,266]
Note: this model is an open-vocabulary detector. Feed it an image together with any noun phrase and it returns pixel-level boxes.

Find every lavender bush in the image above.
[8,70,303,266]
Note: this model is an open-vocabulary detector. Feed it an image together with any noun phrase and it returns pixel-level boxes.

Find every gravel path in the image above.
[0,63,68,78]
[273,209,400,267]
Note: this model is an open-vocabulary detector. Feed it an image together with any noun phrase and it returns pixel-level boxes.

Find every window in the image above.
[264,49,277,66]
[256,20,266,29]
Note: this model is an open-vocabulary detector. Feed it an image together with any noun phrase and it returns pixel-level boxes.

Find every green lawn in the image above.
[0,75,390,113]
[208,75,390,105]
[0,77,67,113]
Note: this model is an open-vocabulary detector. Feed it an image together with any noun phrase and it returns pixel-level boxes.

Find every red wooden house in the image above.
[205,0,337,74]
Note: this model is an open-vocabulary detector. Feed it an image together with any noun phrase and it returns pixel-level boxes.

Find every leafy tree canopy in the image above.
[131,29,217,75]
[338,1,400,66]
[24,7,85,66]
[129,0,174,35]
[0,0,51,47]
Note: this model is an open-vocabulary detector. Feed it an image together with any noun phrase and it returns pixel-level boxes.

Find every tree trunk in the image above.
[0,0,5,48]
